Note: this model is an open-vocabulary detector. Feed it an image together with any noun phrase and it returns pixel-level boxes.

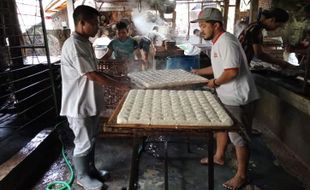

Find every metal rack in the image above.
[97,59,136,118]
[0,0,60,141]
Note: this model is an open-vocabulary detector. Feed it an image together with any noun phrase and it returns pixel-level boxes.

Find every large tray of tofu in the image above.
[127,69,208,89]
[116,89,233,128]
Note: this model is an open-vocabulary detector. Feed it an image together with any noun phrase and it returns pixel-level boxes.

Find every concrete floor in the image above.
[32,120,305,190]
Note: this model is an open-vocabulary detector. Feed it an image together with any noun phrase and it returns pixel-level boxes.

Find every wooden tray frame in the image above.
[104,91,239,135]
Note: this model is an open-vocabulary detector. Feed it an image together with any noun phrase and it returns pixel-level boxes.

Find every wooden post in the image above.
[67,0,75,33]
[234,0,241,24]
[223,0,229,30]
[250,0,259,23]
[172,10,176,30]
[6,0,24,68]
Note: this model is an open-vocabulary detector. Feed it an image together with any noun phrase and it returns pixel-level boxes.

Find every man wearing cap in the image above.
[238,8,291,68]
[191,8,259,190]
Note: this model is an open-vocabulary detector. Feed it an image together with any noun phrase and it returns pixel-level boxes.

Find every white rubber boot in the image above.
[73,156,103,190]
[89,148,111,182]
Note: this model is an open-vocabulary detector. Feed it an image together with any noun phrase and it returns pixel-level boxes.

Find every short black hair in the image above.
[261,8,289,23]
[193,29,200,34]
[116,21,128,31]
[152,26,159,31]
[73,5,99,25]
[206,20,223,26]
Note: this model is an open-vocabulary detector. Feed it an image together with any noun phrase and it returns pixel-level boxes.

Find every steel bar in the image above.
[39,0,58,115]
[0,69,49,88]
[208,132,214,190]
[164,140,169,190]
[1,94,53,123]
[129,136,141,190]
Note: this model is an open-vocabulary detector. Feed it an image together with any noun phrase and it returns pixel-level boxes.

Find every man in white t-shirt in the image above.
[92,29,111,59]
[60,5,129,190]
[191,8,259,190]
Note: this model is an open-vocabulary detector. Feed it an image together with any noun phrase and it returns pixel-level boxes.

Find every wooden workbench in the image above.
[104,92,239,190]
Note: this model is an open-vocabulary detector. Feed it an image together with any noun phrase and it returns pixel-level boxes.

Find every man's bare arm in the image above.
[253,44,291,68]
[192,66,213,75]
[85,71,129,90]
[101,49,113,60]
[208,69,239,88]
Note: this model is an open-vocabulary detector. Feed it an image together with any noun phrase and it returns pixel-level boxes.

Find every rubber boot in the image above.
[89,148,111,182]
[73,156,103,190]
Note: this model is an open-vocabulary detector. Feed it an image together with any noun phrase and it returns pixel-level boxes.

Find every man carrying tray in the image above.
[191,8,259,190]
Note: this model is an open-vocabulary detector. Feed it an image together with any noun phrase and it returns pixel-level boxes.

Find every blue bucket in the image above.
[166,55,200,72]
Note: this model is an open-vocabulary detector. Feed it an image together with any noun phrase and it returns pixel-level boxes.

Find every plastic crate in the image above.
[97,60,127,76]
[97,60,143,118]
[97,60,126,118]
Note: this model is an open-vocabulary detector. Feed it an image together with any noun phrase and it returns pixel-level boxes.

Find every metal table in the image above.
[104,93,239,190]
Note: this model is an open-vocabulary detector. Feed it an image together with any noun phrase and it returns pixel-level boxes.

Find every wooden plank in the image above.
[104,92,239,132]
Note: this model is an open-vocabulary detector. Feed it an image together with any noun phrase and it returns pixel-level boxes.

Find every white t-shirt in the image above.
[147,30,166,46]
[60,32,104,118]
[92,36,111,59]
[211,32,259,106]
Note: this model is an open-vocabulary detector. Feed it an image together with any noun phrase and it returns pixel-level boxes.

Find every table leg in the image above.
[128,136,143,190]
[154,59,156,70]
[208,132,214,190]
[164,140,169,190]
[186,137,191,153]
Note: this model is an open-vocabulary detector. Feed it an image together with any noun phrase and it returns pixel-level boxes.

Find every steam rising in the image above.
[131,3,169,36]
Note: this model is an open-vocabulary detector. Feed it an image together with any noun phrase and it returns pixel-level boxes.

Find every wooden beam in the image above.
[234,0,240,23]
[223,0,229,30]
[250,0,259,23]
[67,0,75,32]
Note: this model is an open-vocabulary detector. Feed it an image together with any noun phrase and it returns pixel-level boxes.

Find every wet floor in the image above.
[33,123,305,190]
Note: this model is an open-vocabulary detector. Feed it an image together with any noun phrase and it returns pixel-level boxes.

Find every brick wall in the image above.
[236,0,272,23]
[259,0,272,10]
